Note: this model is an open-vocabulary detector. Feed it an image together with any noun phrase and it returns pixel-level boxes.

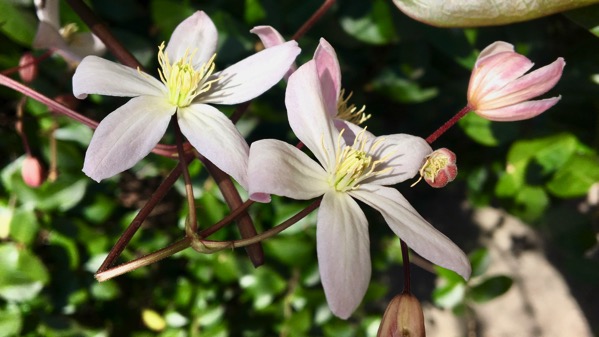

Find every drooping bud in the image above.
[21,156,45,188]
[18,52,38,83]
[419,148,457,188]
[377,292,425,337]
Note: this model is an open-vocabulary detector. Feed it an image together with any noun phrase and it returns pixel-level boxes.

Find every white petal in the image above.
[366,134,432,186]
[68,32,107,58]
[200,41,300,105]
[34,0,59,29]
[250,25,286,48]
[177,103,251,189]
[33,21,68,52]
[351,185,471,280]
[83,96,174,182]
[317,191,370,319]
[286,60,338,172]
[314,38,341,117]
[165,11,218,68]
[248,139,329,202]
[72,56,165,99]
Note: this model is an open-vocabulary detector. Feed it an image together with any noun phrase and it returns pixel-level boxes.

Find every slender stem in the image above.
[64,0,142,69]
[1,50,53,76]
[426,105,472,144]
[400,239,411,294]
[198,199,255,238]
[96,237,191,282]
[15,98,31,155]
[96,161,187,273]
[198,154,264,267]
[292,0,336,40]
[174,120,198,236]
[191,198,322,253]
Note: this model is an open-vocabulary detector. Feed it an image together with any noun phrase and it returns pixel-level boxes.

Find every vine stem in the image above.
[292,0,336,40]
[426,105,472,144]
[174,119,198,236]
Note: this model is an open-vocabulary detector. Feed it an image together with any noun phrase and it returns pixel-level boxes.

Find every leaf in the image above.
[432,282,466,309]
[392,0,599,27]
[370,72,438,104]
[340,0,399,45]
[564,4,599,37]
[0,1,36,46]
[469,248,490,278]
[514,185,549,221]
[0,243,49,302]
[547,153,599,197]
[459,112,498,146]
[244,0,266,24]
[0,304,22,337]
[469,275,513,303]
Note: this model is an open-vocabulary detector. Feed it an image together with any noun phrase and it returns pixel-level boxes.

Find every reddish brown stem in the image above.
[400,239,411,294]
[292,0,336,40]
[426,105,472,144]
[1,50,53,76]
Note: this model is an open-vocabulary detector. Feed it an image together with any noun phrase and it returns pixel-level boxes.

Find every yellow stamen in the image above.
[336,89,371,125]
[59,23,79,43]
[156,42,219,107]
[410,152,449,187]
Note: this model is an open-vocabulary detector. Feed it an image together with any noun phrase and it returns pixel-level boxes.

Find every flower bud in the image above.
[418,148,457,188]
[21,156,45,188]
[18,52,38,83]
[377,293,425,337]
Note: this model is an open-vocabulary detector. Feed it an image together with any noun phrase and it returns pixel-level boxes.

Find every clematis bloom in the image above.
[248,60,470,319]
[33,0,106,64]
[72,11,300,187]
[467,41,565,121]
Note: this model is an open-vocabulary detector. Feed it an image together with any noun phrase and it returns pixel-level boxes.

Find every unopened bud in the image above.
[419,148,457,188]
[18,52,38,83]
[21,156,45,188]
[377,293,425,337]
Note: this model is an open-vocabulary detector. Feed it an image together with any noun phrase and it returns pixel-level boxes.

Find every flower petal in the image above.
[177,103,251,189]
[250,25,295,80]
[314,38,341,117]
[34,0,59,29]
[68,32,107,58]
[476,96,561,121]
[248,139,329,202]
[366,133,432,186]
[83,96,174,182]
[480,57,565,109]
[165,11,218,68]
[72,56,165,99]
[285,60,338,172]
[475,41,514,64]
[317,191,370,319]
[351,185,471,280]
[32,21,69,53]
[200,41,300,105]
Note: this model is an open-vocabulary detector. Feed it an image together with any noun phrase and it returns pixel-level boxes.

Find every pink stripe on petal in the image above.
[476,96,561,121]
[469,53,533,104]
[314,38,342,117]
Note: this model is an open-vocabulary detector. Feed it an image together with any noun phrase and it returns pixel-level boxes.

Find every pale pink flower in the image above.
[248,60,470,319]
[467,41,565,121]
[33,0,106,64]
[72,11,300,187]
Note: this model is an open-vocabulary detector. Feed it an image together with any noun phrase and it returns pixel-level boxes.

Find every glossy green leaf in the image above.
[0,1,36,46]
[9,207,39,245]
[514,185,549,221]
[459,112,498,146]
[0,243,49,302]
[432,282,466,309]
[547,153,599,197]
[0,304,22,337]
[469,275,513,303]
[340,0,399,45]
[469,248,490,278]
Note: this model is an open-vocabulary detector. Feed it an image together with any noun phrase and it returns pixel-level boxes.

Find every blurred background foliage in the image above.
[1,0,599,336]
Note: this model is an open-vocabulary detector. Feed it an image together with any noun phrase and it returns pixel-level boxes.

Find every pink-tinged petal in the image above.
[250,25,286,48]
[250,25,296,80]
[165,11,218,68]
[286,60,338,172]
[366,134,432,186]
[314,38,341,117]
[248,139,329,202]
[475,41,514,64]
[34,0,59,29]
[68,32,107,58]
[479,57,565,109]
[83,96,174,182]
[468,52,533,104]
[317,191,370,319]
[33,22,69,52]
[476,96,561,122]
[177,103,251,189]
[351,185,471,280]
[72,56,165,99]
[333,119,374,145]
[201,41,300,105]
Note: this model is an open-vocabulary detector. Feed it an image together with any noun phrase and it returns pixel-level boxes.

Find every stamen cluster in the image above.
[336,89,371,125]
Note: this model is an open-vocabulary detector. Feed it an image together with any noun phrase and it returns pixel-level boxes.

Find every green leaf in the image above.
[0,1,36,46]
[264,235,314,266]
[547,153,599,197]
[340,0,399,45]
[9,207,39,245]
[0,243,49,302]
[469,275,513,303]
[370,72,438,104]
[432,282,466,309]
[392,0,599,27]
[0,304,22,337]
[244,0,266,24]
[514,185,549,221]
[565,4,599,37]
[458,113,498,146]
[469,248,490,278]
[90,280,121,301]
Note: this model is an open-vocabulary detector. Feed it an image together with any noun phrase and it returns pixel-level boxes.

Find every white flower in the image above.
[248,60,470,319]
[72,11,300,187]
[33,0,106,64]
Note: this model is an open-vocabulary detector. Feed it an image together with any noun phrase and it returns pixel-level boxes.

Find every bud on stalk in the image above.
[22,156,45,188]
[18,52,38,83]
[377,293,425,337]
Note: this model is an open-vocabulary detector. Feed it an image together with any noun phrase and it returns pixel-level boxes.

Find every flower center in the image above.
[329,128,388,192]
[336,89,371,125]
[59,23,79,43]
[157,42,219,107]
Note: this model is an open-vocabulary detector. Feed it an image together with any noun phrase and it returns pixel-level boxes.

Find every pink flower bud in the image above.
[419,148,457,188]
[377,293,425,337]
[21,156,45,188]
[18,52,38,83]
[467,41,565,121]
